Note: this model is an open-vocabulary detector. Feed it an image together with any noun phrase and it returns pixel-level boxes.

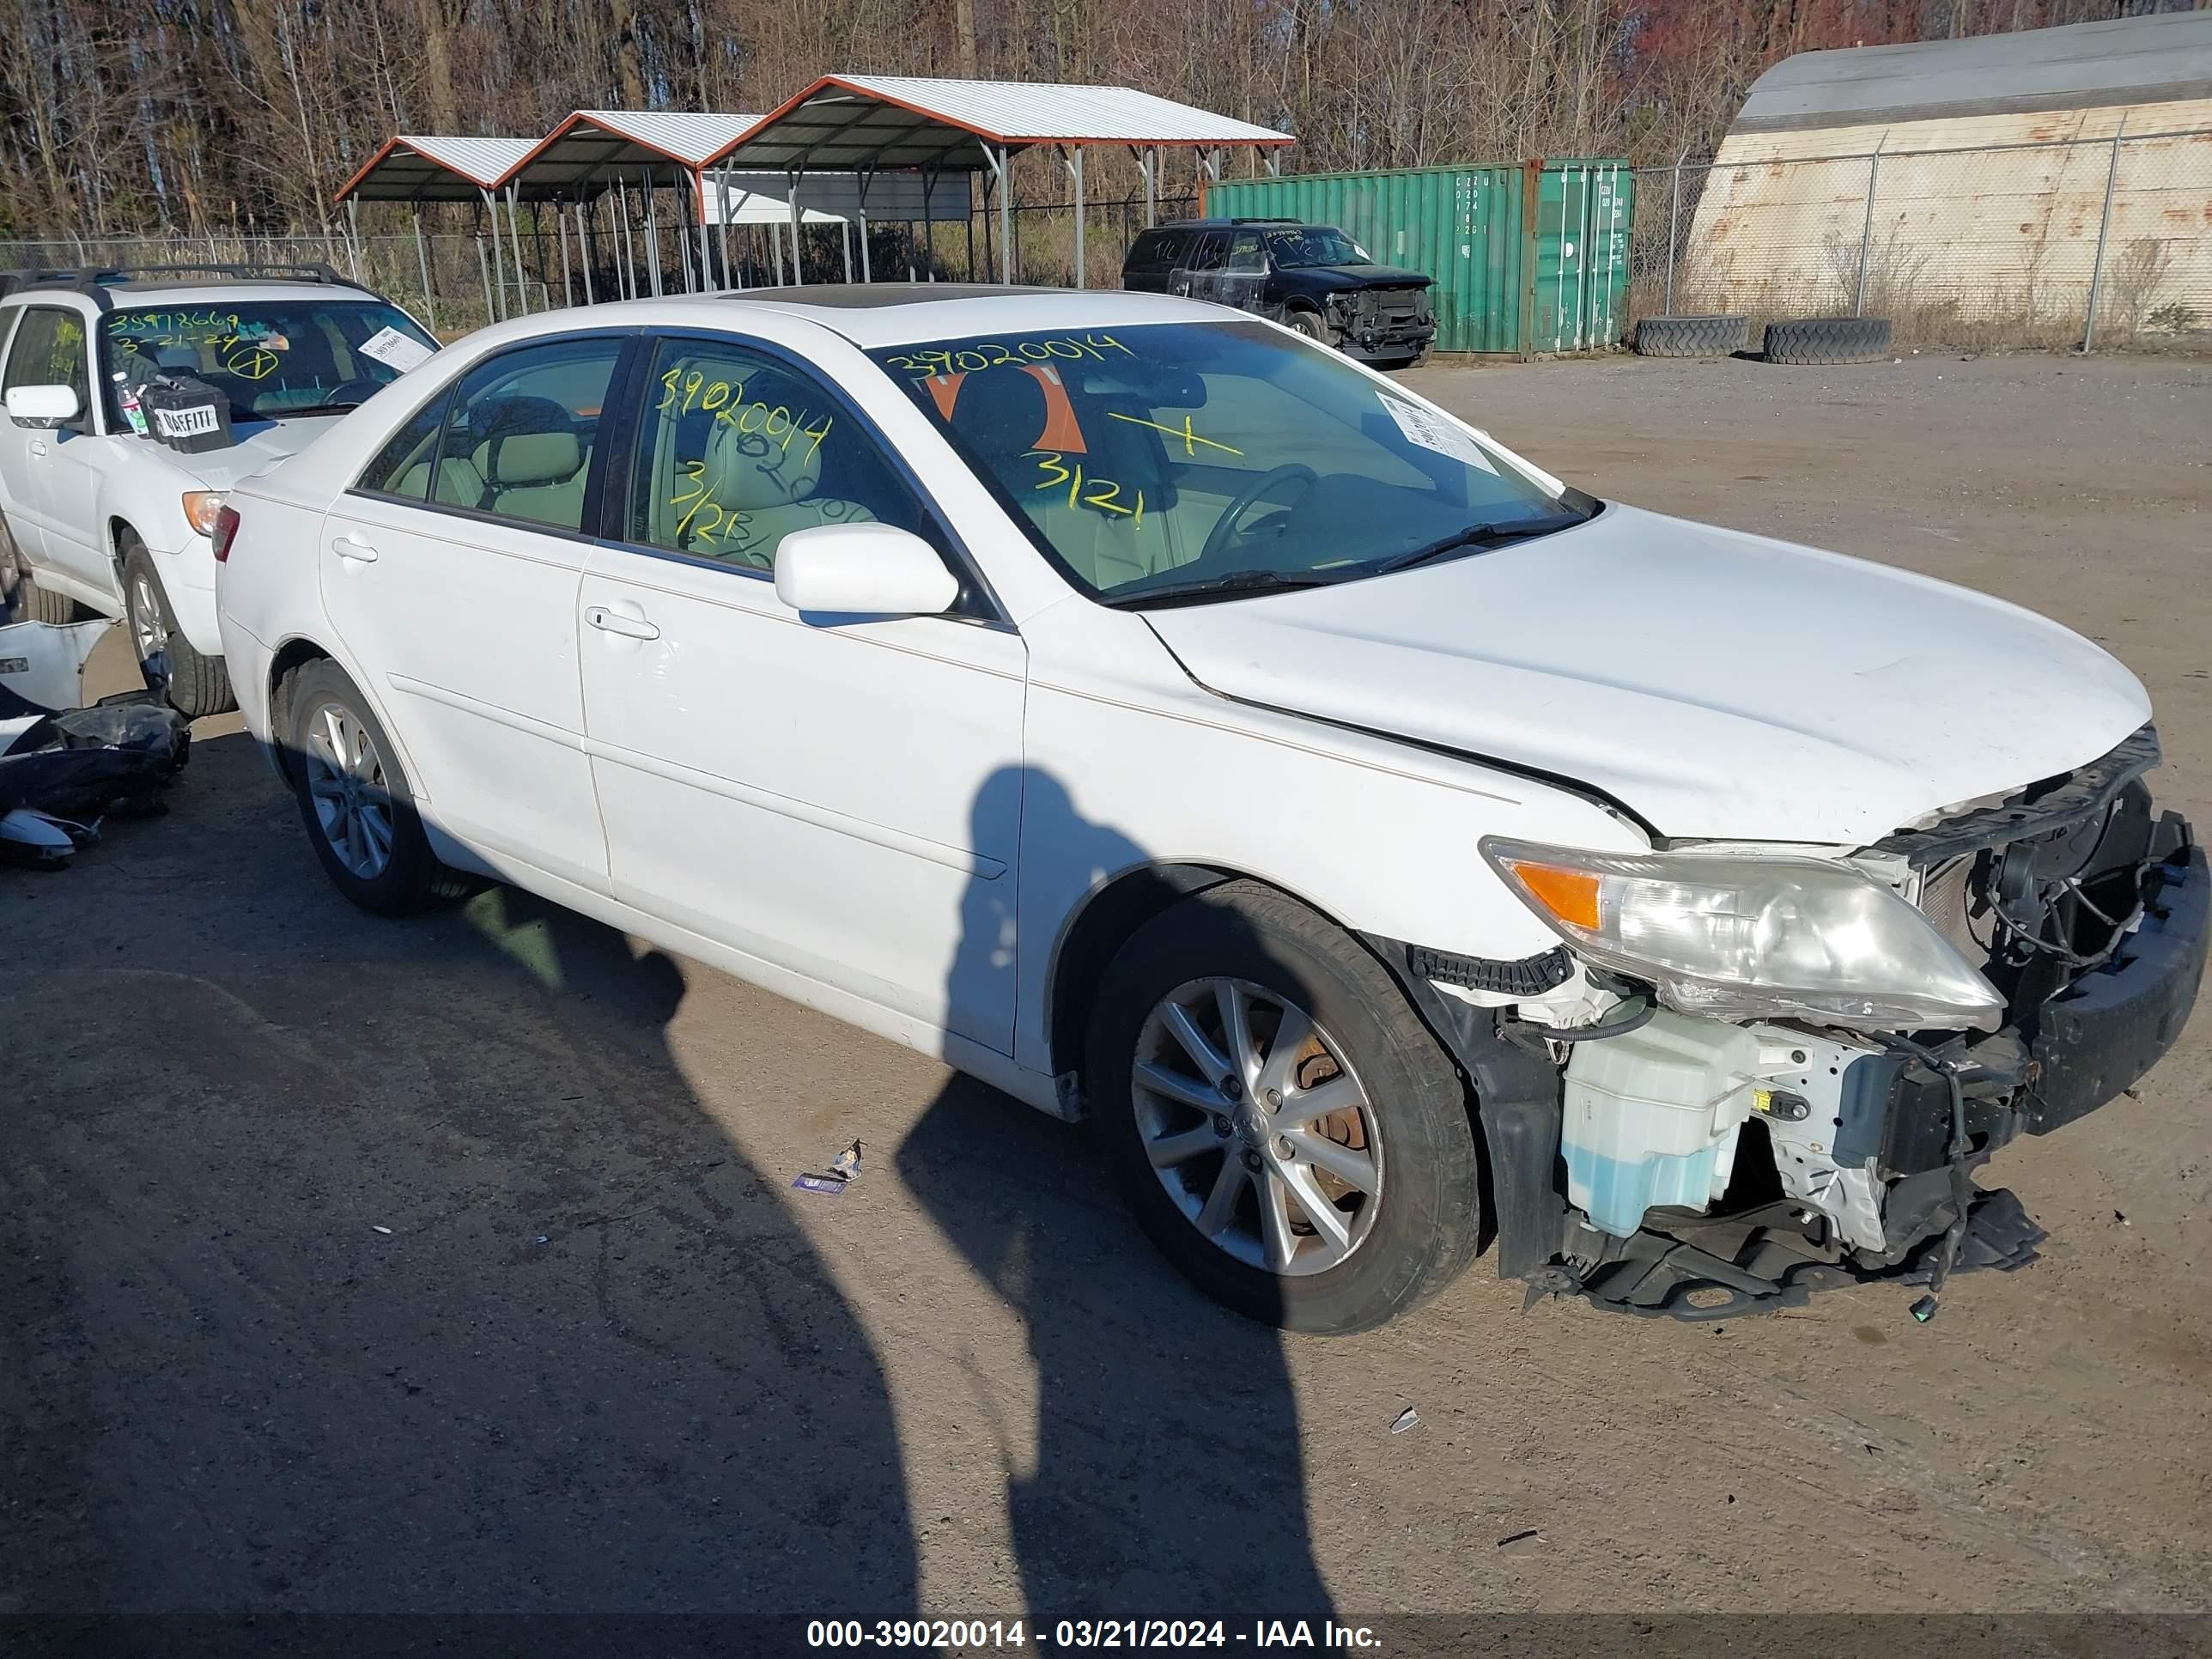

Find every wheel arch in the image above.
[265,635,337,785]
[1045,859,1367,1085]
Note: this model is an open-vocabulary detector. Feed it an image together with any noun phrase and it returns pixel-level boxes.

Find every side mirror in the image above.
[775,523,960,618]
[6,384,81,428]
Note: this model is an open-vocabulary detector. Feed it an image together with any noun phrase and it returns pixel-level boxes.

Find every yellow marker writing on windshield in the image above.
[1107,410,1243,459]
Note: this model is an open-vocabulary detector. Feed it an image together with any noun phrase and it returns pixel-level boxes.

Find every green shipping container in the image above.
[1204,159,1633,357]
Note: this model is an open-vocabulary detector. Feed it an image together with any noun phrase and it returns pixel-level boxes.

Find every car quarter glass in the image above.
[866,319,1567,602]
[626,336,937,572]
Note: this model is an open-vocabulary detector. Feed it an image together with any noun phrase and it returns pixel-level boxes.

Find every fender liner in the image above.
[1363,933,1564,1279]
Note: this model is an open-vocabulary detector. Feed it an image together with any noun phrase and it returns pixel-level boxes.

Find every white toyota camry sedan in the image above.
[216,286,2204,1333]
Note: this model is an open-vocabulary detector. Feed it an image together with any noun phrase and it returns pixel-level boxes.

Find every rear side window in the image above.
[423,338,624,531]
[3,307,91,416]
[1186,234,1228,273]
[1126,229,1189,274]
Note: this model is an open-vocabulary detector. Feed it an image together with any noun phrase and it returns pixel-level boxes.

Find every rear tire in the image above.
[1087,880,1483,1334]
[122,537,234,718]
[284,659,465,915]
[17,559,78,623]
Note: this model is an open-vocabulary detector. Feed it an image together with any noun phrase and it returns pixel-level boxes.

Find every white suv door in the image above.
[319,333,631,892]
[576,332,1027,1052]
[0,302,106,590]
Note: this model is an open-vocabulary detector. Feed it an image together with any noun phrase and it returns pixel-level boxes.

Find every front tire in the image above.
[1285,309,1332,347]
[122,536,234,718]
[1087,880,1483,1334]
[284,659,463,915]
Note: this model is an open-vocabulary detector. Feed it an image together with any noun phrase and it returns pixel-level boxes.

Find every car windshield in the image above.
[100,300,436,426]
[868,319,1584,605]
[1267,228,1368,267]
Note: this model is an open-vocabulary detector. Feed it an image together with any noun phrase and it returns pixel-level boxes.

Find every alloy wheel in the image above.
[129,567,170,689]
[303,701,395,879]
[1131,976,1382,1276]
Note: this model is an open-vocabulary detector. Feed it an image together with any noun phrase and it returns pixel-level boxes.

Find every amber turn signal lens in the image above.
[1502,860,1601,931]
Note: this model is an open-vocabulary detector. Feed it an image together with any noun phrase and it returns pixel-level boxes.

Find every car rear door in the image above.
[574,328,1027,1054]
[317,331,631,892]
[1172,232,1228,301]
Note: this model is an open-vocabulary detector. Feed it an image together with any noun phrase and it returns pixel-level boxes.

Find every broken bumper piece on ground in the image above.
[0,618,190,867]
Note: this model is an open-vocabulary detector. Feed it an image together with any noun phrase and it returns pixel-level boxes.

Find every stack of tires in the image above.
[1634,313,1893,365]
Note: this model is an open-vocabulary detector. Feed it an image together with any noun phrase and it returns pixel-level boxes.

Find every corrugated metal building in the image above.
[1688,10,2212,331]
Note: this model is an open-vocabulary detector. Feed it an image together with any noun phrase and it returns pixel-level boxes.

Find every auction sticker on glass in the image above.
[1381,395,1497,473]
[359,326,435,374]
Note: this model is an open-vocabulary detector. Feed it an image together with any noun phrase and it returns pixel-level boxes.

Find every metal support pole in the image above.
[643,171,664,297]
[556,204,572,306]
[482,190,507,319]
[994,146,1013,284]
[856,167,873,283]
[921,167,937,280]
[716,167,734,289]
[692,172,712,292]
[1063,145,1085,289]
[615,178,635,298]
[476,233,495,323]
[773,216,787,286]
[1853,144,1883,316]
[345,198,365,284]
[1664,150,1684,314]
[576,202,594,304]
[505,184,529,313]
[410,204,437,330]
[841,219,854,283]
[2082,114,2129,354]
[787,167,806,285]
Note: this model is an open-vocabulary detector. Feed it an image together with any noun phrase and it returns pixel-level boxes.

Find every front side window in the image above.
[100,300,436,426]
[870,321,1585,604]
[1267,227,1370,268]
[1225,233,1266,274]
[404,336,624,531]
[626,337,933,571]
[3,307,91,416]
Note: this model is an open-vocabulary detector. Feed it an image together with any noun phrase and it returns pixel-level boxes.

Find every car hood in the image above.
[1295,264,1435,292]
[1139,504,2152,845]
[138,415,343,490]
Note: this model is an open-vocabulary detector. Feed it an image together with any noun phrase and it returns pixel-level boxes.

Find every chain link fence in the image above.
[1631,128,2212,351]
[1,191,1202,341]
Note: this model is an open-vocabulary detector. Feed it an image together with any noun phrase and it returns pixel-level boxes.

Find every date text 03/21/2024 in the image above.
[805,1620,1382,1650]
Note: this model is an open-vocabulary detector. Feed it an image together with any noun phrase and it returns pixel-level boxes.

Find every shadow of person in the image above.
[0,726,916,1628]
[899,766,1339,1622]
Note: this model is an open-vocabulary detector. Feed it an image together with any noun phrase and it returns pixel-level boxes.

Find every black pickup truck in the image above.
[1121,218,1436,368]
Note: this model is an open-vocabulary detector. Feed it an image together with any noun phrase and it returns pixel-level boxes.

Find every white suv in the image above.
[215,289,2205,1332]
[0,264,436,715]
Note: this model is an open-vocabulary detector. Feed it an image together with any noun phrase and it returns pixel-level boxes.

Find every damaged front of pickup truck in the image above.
[1370,726,2205,1322]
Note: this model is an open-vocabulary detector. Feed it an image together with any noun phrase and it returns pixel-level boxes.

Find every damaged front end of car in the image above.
[1374,724,2208,1321]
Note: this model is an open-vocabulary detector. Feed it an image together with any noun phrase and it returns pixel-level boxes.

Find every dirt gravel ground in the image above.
[4,352,2209,1634]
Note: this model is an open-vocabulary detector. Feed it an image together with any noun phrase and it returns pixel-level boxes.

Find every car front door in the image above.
[576,331,1027,1053]
[1,304,101,574]
[318,331,630,892]
[3,305,106,592]
[0,306,45,561]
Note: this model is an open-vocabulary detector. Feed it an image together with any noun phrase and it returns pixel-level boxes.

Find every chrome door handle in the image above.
[585,604,659,641]
[331,532,378,563]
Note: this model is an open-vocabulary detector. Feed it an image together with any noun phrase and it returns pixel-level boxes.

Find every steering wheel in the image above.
[1200,463,1318,565]
[319,377,388,407]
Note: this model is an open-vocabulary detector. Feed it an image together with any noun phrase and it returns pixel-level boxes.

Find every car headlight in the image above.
[1480,837,2004,1030]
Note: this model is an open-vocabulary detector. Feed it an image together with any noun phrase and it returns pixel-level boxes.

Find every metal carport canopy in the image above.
[507,110,760,196]
[707,75,1295,286]
[333,135,536,204]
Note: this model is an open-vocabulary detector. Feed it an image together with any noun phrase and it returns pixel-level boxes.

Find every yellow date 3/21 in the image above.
[1032,451,1144,527]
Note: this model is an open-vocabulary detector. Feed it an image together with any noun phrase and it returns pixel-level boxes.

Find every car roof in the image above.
[1147,218,1304,229]
[575,285,1238,349]
[3,277,383,310]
